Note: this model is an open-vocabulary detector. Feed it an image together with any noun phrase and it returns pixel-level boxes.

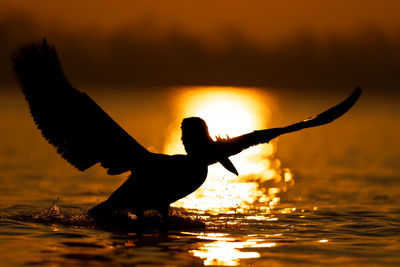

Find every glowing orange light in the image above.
[165,87,293,212]
[187,232,277,266]
[191,241,260,266]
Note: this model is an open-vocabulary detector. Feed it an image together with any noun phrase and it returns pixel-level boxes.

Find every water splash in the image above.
[7,200,205,230]
[8,199,92,227]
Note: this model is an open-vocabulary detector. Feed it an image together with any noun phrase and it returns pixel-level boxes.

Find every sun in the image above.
[186,90,259,139]
[164,87,292,212]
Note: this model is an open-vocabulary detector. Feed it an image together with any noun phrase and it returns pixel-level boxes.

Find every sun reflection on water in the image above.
[192,241,261,266]
[183,232,277,266]
[165,87,294,213]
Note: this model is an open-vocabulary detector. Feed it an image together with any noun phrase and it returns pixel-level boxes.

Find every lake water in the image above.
[0,88,399,266]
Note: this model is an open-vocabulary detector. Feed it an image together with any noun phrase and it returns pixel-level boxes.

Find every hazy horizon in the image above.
[1,1,400,95]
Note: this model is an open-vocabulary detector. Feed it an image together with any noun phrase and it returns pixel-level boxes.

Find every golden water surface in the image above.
[0,87,399,266]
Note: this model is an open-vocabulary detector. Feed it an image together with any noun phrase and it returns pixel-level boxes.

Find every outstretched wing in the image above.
[215,87,362,158]
[12,39,152,175]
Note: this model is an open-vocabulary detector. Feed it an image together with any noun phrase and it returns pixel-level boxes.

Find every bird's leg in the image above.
[160,205,170,223]
[132,208,145,223]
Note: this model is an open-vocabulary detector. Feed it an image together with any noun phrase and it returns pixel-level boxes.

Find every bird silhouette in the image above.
[12,40,361,220]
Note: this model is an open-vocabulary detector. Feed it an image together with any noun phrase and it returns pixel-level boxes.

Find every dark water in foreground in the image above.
[0,173,399,266]
[0,89,399,266]
[0,202,400,266]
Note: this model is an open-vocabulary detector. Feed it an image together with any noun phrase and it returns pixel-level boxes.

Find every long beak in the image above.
[219,157,239,176]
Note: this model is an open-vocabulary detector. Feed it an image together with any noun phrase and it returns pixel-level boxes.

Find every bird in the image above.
[11,39,361,221]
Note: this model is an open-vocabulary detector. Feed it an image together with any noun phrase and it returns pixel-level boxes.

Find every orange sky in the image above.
[1,0,400,93]
[2,0,400,43]
[1,1,398,182]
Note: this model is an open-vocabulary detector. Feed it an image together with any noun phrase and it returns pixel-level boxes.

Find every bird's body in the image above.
[12,40,361,221]
[89,154,208,218]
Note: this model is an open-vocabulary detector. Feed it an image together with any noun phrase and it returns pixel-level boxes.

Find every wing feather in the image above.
[12,39,151,175]
[215,88,362,157]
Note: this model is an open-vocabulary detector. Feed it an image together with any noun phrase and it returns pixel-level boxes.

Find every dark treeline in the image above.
[1,12,400,94]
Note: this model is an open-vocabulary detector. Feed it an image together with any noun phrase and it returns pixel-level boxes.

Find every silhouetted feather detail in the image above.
[12,39,151,175]
[215,88,362,158]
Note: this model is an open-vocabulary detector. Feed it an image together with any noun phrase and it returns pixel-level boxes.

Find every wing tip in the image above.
[347,86,362,108]
[12,37,53,62]
[353,86,362,98]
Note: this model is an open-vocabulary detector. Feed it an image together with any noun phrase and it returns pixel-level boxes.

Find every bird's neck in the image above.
[185,142,226,166]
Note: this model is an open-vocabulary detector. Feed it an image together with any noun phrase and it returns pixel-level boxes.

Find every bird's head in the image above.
[181,117,212,156]
[181,117,238,175]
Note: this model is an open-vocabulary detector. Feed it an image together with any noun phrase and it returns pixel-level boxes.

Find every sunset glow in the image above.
[165,87,293,212]
[184,232,277,266]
